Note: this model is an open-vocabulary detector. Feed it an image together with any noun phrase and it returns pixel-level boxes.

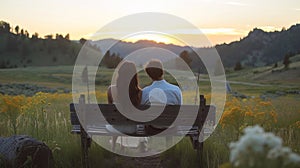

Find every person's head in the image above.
[116,61,141,106]
[144,59,164,81]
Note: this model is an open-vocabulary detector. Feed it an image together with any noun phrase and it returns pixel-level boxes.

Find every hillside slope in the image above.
[216,24,300,67]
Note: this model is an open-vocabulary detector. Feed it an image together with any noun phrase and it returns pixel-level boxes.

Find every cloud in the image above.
[295,8,300,11]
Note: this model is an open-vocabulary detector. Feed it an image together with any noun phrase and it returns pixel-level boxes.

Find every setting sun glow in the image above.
[0,0,299,46]
[124,33,183,46]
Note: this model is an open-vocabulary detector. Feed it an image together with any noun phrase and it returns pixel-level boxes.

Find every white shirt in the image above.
[141,79,182,105]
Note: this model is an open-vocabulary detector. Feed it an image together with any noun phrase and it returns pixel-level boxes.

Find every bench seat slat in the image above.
[71,125,200,136]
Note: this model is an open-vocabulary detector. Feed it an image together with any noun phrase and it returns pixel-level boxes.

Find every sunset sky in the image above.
[1,0,299,47]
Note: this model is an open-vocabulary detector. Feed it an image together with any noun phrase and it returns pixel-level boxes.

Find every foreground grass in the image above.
[0,91,299,167]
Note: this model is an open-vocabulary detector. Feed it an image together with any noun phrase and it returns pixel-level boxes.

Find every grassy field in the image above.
[0,64,300,167]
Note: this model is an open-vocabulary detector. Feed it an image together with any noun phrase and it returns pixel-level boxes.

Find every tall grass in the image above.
[0,92,299,167]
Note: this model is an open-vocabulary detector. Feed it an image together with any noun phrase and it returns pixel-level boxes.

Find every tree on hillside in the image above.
[101,50,110,66]
[283,54,290,69]
[0,21,11,33]
[45,34,53,40]
[180,50,192,66]
[108,53,122,68]
[32,32,39,41]
[20,29,24,36]
[175,50,192,70]
[64,34,70,41]
[101,50,122,68]
[55,34,64,40]
[15,25,19,34]
[234,61,243,71]
[24,30,29,38]
[79,38,87,45]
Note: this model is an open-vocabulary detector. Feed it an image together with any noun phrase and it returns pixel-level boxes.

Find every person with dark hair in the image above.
[107,61,142,107]
[141,59,182,105]
[106,61,147,151]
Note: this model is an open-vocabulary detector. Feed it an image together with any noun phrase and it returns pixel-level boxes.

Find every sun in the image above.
[124,33,182,45]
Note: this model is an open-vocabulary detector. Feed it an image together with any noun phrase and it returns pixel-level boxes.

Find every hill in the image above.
[1,20,300,69]
[225,54,300,86]
[215,24,300,67]
[0,21,82,68]
[92,24,300,69]
[92,38,193,58]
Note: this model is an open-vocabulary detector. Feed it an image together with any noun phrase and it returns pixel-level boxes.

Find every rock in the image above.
[0,135,53,168]
[231,92,248,99]
[286,90,300,94]
[275,91,286,96]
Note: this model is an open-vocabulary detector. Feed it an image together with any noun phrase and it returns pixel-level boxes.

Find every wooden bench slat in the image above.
[70,103,215,126]
[71,124,200,136]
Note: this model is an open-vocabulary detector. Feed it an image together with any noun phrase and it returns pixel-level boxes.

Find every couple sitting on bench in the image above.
[106,59,182,151]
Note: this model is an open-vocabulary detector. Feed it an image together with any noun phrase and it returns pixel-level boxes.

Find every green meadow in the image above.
[0,61,300,167]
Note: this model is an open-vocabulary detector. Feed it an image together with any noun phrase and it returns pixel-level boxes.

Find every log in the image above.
[0,135,53,168]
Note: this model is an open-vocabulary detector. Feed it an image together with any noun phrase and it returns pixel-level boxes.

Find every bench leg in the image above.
[112,136,117,152]
[197,142,204,168]
[189,132,204,168]
[80,126,91,168]
[197,130,204,168]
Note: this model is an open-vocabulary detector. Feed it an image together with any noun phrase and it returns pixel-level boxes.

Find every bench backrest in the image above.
[70,95,216,128]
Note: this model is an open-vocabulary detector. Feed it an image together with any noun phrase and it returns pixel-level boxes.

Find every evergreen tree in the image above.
[179,50,192,66]
[0,21,10,33]
[15,25,19,34]
[20,29,24,36]
[283,54,290,69]
[64,34,70,41]
[79,38,87,45]
[234,61,242,71]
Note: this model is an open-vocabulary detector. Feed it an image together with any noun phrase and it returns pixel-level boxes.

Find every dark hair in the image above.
[116,61,141,106]
[145,59,163,80]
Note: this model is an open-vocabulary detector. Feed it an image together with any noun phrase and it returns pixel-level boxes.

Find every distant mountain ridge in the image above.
[92,23,300,68]
[1,19,299,69]
[92,38,194,57]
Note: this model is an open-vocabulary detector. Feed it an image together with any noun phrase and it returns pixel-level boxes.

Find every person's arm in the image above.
[107,86,113,104]
[176,87,183,105]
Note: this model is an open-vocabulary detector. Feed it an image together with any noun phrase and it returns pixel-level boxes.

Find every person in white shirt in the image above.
[141,59,182,105]
[141,59,183,146]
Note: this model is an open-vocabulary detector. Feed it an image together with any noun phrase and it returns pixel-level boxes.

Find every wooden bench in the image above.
[70,94,216,167]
